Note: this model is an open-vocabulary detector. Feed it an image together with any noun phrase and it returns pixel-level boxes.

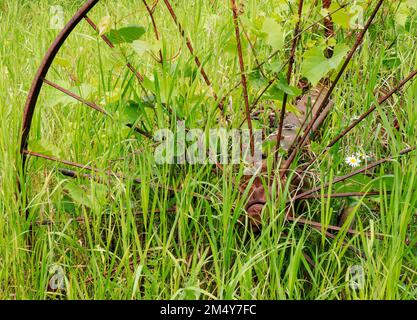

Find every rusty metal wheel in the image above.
[19,0,417,266]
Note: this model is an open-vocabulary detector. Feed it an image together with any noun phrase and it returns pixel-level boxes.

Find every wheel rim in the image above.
[20,0,417,268]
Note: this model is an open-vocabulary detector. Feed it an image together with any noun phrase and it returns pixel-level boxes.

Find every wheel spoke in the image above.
[162,0,222,109]
[281,0,385,177]
[43,79,152,139]
[302,68,417,170]
[231,0,254,156]
[20,0,100,156]
[275,0,304,165]
[59,167,103,182]
[24,150,216,200]
[285,85,328,156]
[294,147,415,201]
[142,0,163,63]
[44,79,108,114]
[23,149,142,184]
[255,2,351,71]
[298,191,388,200]
[286,215,373,238]
[84,15,145,83]
[286,210,366,256]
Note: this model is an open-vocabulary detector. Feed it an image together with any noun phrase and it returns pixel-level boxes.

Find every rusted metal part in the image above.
[162,0,223,110]
[59,168,102,182]
[267,84,332,154]
[294,147,415,201]
[302,68,417,170]
[44,78,152,138]
[286,214,378,238]
[275,0,304,164]
[83,15,145,83]
[231,0,254,157]
[20,0,100,158]
[20,0,412,256]
[323,0,335,58]
[142,0,163,64]
[83,16,115,48]
[23,149,213,201]
[23,149,142,184]
[245,177,268,229]
[298,191,386,200]
[286,85,328,155]
[44,79,108,114]
[246,84,333,229]
[282,0,385,176]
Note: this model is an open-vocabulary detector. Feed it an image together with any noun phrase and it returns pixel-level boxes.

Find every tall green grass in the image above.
[0,0,417,299]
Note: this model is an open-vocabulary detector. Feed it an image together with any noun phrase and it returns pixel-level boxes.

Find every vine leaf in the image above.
[301,43,350,86]
[65,182,93,209]
[132,40,161,55]
[106,25,146,44]
[395,1,417,26]
[329,3,354,29]
[30,140,64,159]
[261,18,284,51]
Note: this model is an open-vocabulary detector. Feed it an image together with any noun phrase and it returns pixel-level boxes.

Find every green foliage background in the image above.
[0,0,417,299]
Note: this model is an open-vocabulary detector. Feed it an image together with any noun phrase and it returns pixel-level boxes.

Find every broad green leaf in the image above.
[395,3,410,26]
[30,140,63,158]
[407,0,417,10]
[328,43,350,69]
[249,69,267,90]
[65,182,92,208]
[60,195,77,215]
[142,75,156,93]
[261,18,284,51]
[301,43,350,86]
[301,46,329,86]
[120,101,141,125]
[106,25,146,44]
[274,74,302,97]
[330,3,353,29]
[47,82,96,107]
[132,40,161,55]
[265,61,281,74]
[263,84,284,101]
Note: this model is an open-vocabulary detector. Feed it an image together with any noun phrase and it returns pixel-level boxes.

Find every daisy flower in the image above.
[345,155,361,168]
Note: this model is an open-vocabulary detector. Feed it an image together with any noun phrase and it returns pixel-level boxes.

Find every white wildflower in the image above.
[345,155,361,168]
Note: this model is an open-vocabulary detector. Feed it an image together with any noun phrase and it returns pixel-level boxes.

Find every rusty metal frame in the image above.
[20,0,100,160]
[18,0,417,257]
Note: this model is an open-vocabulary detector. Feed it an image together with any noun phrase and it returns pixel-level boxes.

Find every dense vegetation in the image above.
[1,0,417,299]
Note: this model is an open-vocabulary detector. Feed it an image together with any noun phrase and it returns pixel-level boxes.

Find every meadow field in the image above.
[0,0,417,299]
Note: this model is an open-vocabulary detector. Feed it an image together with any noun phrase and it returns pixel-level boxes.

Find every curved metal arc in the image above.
[20,0,100,156]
